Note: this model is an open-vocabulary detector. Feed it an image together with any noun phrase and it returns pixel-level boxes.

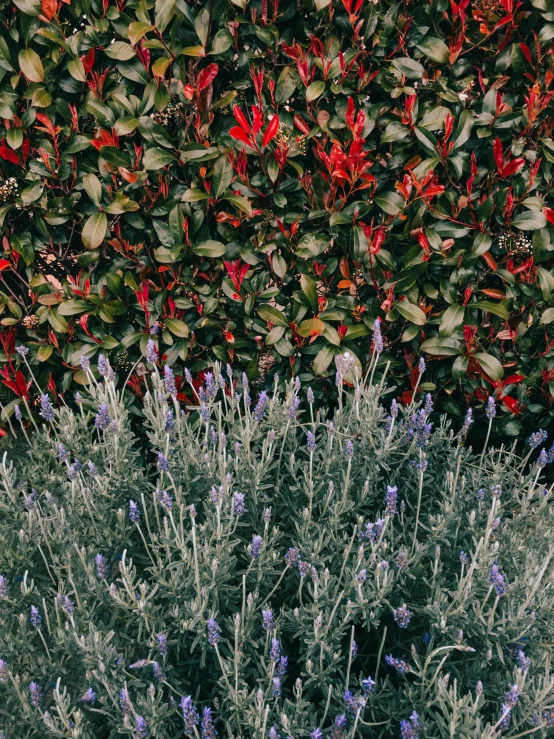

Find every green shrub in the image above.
[0,0,554,434]
[1,356,554,737]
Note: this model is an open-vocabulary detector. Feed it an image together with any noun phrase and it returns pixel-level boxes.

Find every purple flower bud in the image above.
[393,606,412,628]
[129,500,141,524]
[95,554,107,580]
[97,354,110,378]
[251,535,263,559]
[181,696,199,732]
[39,394,54,421]
[146,339,158,365]
[207,618,221,646]
[163,365,177,395]
[30,605,42,629]
[94,403,111,430]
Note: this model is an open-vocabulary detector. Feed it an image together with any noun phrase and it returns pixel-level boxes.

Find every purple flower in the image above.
[30,605,42,629]
[356,569,367,584]
[307,387,314,404]
[95,554,107,580]
[343,689,366,715]
[460,407,473,436]
[62,595,74,614]
[88,461,99,477]
[181,696,199,733]
[516,648,530,671]
[29,681,41,707]
[489,562,507,596]
[390,399,399,419]
[94,403,111,430]
[202,706,217,739]
[251,535,263,559]
[529,429,547,449]
[80,356,90,371]
[135,715,148,738]
[393,606,412,628]
[0,658,6,682]
[285,547,301,567]
[459,551,469,566]
[163,365,177,395]
[39,394,54,421]
[204,372,217,401]
[351,640,358,659]
[233,493,246,516]
[57,443,69,461]
[129,500,141,524]
[14,404,22,422]
[310,730,322,739]
[306,430,316,451]
[538,448,548,468]
[288,396,301,420]
[157,633,167,656]
[254,391,268,422]
[97,354,110,378]
[81,688,96,705]
[299,561,311,577]
[548,442,554,464]
[359,519,384,544]
[262,609,274,631]
[385,485,398,516]
[400,712,421,739]
[486,396,496,420]
[395,551,409,570]
[385,654,411,676]
[272,677,282,698]
[16,345,29,357]
[373,319,383,353]
[424,393,433,414]
[200,404,210,423]
[418,357,426,373]
[157,453,170,471]
[270,637,281,661]
[362,676,375,695]
[332,714,347,738]
[207,618,221,645]
[0,575,7,599]
[345,440,354,458]
[164,410,174,433]
[276,656,288,678]
[146,339,157,365]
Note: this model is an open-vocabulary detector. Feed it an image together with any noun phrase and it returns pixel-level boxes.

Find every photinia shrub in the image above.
[1,359,554,737]
[0,0,553,438]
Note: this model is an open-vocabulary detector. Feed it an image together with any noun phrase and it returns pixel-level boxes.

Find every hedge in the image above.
[0,0,553,438]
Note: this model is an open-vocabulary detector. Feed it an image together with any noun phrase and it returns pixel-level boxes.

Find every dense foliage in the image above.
[0,0,554,437]
[1,358,554,737]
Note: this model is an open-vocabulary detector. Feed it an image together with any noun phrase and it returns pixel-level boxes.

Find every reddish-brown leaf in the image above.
[262,115,279,148]
[197,63,219,91]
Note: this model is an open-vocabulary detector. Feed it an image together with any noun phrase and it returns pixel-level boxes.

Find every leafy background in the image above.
[0,0,554,440]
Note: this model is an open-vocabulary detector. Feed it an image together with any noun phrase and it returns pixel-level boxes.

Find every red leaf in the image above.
[519,42,532,63]
[501,158,525,177]
[0,259,11,272]
[197,63,219,91]
[229,126,252,147]
[81,48,95,75]
[293,114,311,135]
[502,373,525,386]
[41,0,56,20]
[262,115,280,148]
[501,395,520,414]
[493,137,504,172]
[482,252,498,271]
[21,138,30,164]
[543,207,554,225]
[0,140,19,165]
[233,105,251,134]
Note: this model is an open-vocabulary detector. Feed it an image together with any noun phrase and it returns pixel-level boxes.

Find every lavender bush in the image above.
[0,352,554,738]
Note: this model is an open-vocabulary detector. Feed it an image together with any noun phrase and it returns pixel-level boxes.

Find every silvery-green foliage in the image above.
[0,357,553,738]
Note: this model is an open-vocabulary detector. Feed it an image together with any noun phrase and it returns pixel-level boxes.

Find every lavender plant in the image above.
[1,353,554,738]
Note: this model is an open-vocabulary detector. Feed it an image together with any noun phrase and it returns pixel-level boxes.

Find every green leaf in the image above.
[194,8,210,45]
[381,121,409,143]
[296,233,329,259]
[57,299,90,316]
[352,227,367,261]
[540,307,554,324]
[538,267,554,302]
[68,57,86,82]
[155,0,176,33]
[391,57,424,79]
[165,318,189,337]
[212,156,233,198]
[11,235,34,265]
[512,210,547,231]
[143,147,175,170]
[306,81,325,102]
[452,355,469,379]
[128,22,154,45]
[258,304,288,327]
[82,174,102,208]
[300,274,318,312]
[209,28,233,55]
[223,194,252,216]
[181,143,220,160]
[395,300,427,325]
[275,66,297,105]
[12,0,40,13]
[192,240,226,258]
[265,326,286,345]
[451,111,474,150]
[472,233,492,255]
[19,48,44,82]
[374,191,405,216]
[104,42,136,61]
[297,318,325,337]
[470,301,509,319]
[420,337,462,356]
[439,304,465,337]
[82,212,107,249]
[312,345,335,375]
[474,352,504,380]
[182,189,209,202]
[419,106,450,130]
[181,46,206,57]
[416,37,450,64]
